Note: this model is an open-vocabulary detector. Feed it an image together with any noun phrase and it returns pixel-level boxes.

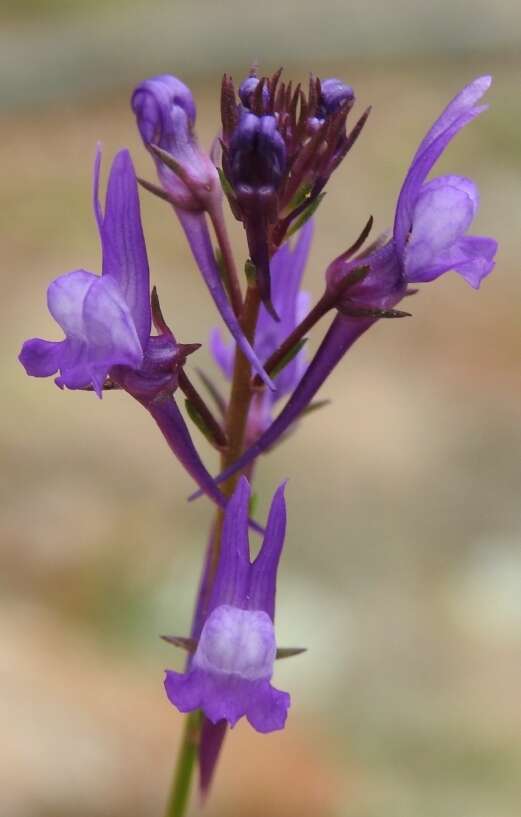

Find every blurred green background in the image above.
[2,1,521,816]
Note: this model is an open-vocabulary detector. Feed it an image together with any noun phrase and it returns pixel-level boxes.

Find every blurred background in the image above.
[2,1,521,816]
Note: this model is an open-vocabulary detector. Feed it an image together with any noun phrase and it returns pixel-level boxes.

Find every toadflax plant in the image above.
[19,68,497,815]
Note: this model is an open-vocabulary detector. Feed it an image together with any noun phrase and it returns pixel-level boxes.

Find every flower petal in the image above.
[413,76,491,162]
[207,477,251,611]
[408,234,497,288]
[19,338,64,378]
[165,669,289,733]
[404,181,476,281]
[250,482,287,620]
[97,149,151,347]
[46,269,143,395]
[394,76,491,253]
[245,681,290,733]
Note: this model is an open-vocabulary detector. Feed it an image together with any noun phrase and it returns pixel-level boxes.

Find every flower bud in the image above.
[132,75,220,211]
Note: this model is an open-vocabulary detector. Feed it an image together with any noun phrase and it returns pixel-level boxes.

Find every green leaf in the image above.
[286,192,326,239]
[244,258,257,285]
[185,398,222,447]
[270,338,308,378]
[301,399,331,417]
[217,167,235,199]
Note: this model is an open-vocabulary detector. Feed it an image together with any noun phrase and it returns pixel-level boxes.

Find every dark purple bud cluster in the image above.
[220,68,367,316]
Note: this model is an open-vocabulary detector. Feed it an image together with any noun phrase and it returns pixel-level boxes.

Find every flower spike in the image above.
[191,76,498,494]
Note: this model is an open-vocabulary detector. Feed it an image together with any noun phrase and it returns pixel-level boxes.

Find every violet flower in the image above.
[132,75,274,389]
[18,148,234,511]
[210,220,313,446]
[195,76,498,492]
[165,476,290,732]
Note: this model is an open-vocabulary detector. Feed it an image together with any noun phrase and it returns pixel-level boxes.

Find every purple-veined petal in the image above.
[132,75,196,148]
[43,269,143,395]
[394,77,491,253]
[404,182,476,281]
[194,606,276,680]
[19,338,65,378]
[176,208,274,389]
[412,76,492,163]
[250,481,287,620]
[422,174,479,216]
[95,149,151,347]
[408,234,497,287]
[165,668,288,732]
[207,477,251,612]
[245,681,290,733]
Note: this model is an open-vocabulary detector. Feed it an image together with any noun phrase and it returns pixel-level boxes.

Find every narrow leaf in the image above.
[270,338,308,378]
[286,192,326,239]
[161,635,197,652]
[276,646,307,659]
[185,398,225,449]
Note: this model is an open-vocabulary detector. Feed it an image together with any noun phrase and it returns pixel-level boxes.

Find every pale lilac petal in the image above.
[194,606,276,680]
[404,182,475,281]
[409,234,497,288]
[422,175,479,216]
[19,338,64,378]
[98,149,151,346]
[44,269,143,394]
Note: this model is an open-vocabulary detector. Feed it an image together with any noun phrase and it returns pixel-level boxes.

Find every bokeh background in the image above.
[2,2,521,816]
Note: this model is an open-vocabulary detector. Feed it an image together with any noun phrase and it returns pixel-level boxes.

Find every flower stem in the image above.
[163,283,262,816]
[209,207,244,317]
[164,710,202,817]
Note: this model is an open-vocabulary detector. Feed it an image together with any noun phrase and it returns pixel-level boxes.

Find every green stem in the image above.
[164,710,202,817]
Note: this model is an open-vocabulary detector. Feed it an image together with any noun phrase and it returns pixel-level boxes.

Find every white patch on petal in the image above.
[194,604,276,681]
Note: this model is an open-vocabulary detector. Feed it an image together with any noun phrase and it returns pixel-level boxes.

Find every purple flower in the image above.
[132,75,274,389]
[165,477,290,732]
[20,148,150,396]
[210,220,313,443]
[194,76,498,493]
[18,148,238,512]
